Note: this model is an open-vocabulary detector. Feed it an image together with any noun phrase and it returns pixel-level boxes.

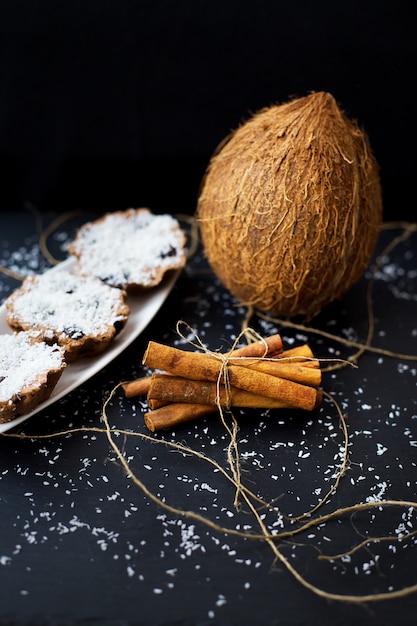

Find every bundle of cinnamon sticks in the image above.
[122,332,322,432]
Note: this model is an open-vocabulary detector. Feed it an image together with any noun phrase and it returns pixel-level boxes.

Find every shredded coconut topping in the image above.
[6,270,129,336]
[69,208,186,288]
[0,333,64,402]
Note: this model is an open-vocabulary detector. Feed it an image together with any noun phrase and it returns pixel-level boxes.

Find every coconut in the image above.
[196,91,383,319]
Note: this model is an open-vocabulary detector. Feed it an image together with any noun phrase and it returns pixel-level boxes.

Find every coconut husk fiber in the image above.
[196,91,383,319]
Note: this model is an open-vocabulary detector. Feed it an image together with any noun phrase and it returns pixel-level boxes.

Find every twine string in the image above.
[175,320,271,509]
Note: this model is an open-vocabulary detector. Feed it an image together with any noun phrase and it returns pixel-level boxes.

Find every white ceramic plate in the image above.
[0,257,181,433]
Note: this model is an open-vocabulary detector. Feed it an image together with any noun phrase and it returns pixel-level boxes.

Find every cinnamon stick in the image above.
[145,403,216,432]
[122,346,319,399]
[230,357,321,387]
[142,341,319,411]
[121,377,152,398]
[229,340,320,386]
[145,387,322,432]
[227,333,283,358]
[278,344,314,360]
[148,374,290,409]
[122,333,283,399]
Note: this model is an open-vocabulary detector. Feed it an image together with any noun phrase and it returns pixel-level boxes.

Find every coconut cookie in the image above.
[68,208,187,290]
[5,269,130,362]
[0,331,66,423]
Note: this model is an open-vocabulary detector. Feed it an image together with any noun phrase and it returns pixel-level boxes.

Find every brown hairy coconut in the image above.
[196,91,383,319]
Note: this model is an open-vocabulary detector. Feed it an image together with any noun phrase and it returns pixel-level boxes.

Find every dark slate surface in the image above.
[0,208,416,625]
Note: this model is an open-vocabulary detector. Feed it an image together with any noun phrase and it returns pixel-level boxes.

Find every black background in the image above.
[0,0,416,219]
